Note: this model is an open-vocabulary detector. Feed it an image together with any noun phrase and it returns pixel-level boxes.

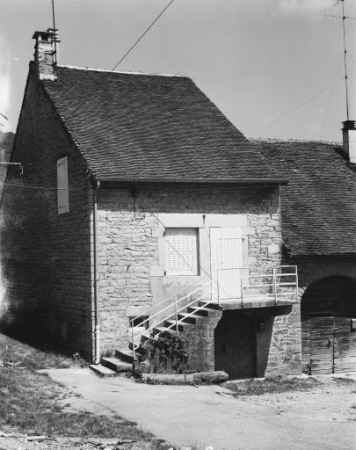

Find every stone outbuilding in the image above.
[2,30,355,378]
[256,139,356,374]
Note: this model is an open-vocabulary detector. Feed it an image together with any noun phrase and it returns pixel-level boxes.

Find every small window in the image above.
[165,228,199,276]
[57,156,69,214]
[129,316,149,329]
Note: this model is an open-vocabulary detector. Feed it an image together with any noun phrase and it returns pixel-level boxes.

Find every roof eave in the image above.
[98,177,288,187]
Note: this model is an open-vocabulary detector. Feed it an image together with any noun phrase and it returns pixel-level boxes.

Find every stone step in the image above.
[101,357,132,373]
[89,363,117,377]
[115,347,135,363]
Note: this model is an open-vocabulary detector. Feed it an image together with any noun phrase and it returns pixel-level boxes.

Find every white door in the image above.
[210,228,243,300]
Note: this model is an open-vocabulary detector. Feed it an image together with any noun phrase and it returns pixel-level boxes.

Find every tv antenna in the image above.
[325,0,354,120]
[48,0,59,65]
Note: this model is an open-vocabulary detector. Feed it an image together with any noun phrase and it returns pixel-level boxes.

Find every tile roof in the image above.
[40,65,284,184]
[255,140,356,256]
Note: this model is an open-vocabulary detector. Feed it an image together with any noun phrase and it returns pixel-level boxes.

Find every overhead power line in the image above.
[112,0,175,71]
[250,77,344,137]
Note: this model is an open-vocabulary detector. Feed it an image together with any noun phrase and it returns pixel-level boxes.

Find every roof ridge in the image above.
[251,138,342,145]
[57,64,188,78]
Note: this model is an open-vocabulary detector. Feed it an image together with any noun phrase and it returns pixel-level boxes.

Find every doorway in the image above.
[210,227,243,300]
[215,311,256,378]
[301,276,356,375]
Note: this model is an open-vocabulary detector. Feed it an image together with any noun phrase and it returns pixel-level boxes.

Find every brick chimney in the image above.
[32,29,59,81]
[342,120,356,164]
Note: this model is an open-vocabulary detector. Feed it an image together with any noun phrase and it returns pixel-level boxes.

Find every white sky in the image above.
[0,0,355,142]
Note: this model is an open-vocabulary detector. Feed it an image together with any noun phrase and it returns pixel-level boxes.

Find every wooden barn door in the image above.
[310,317,335,375]
[215,312,256,379]
[310,316,356,374]
[334,317,356,373]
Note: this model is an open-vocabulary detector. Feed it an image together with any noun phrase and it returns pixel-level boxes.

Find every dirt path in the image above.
[225,374,356,423]
[42,368,356,450]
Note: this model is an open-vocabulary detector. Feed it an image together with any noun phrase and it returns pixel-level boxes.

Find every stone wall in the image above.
[1,65,94,358]
[96,184,302,375]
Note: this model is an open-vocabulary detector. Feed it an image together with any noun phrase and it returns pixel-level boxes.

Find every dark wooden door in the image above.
[215,312,256,378]
[310,316,334,375]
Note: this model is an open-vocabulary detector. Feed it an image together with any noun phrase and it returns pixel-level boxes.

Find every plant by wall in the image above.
[138,331,189,374]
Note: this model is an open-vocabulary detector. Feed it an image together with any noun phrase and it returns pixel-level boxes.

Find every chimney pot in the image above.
[32,29,59,81]
[342,120,356,163]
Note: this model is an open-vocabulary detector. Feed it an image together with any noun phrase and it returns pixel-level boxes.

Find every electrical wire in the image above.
[319,63,344,140]
[250,77,344,137]
[111,0,175,71]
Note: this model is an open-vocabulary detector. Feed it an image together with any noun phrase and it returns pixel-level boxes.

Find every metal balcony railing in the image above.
[130,265,298,360]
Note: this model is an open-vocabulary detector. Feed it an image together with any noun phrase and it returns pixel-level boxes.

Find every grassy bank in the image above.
[0,334,169,449]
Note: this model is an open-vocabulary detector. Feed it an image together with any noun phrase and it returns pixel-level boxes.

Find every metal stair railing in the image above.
[130,265,298,361]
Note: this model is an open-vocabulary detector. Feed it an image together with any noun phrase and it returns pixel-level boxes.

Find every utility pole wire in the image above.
[112,0,175,71]
[250,78,344,137]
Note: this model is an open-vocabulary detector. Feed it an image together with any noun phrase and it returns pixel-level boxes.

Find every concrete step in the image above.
[178,312,201,324]
[101,357,132,373]
[187,306,212,317]
[198,301,221,313]
[115,347,135,363]
[152,326,178,336]
[128,341,146,354]
[164,319,193,332]
[89,363,117,377]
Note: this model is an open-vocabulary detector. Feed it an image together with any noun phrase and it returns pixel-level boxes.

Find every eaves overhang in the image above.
[95,177,289,189]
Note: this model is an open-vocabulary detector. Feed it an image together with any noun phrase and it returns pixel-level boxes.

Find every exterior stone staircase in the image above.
[90,265,298,376]
[90,301,220,377]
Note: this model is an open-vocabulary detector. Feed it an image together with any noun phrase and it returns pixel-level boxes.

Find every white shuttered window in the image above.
[165,228,198,276]
[57,156,69,214]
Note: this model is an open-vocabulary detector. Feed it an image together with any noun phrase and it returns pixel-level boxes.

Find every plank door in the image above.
[334,317,356,373]
[310,316,335,375]
[210,227,243,301]
[215,312,256,378]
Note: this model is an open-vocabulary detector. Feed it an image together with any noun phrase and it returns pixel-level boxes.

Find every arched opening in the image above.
[214,311,256,378]
[301,276,356,375]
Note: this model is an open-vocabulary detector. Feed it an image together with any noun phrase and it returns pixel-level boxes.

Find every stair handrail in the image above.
[131,265,297,334]
[130,265,298,360]
[130,269,214,330]
[132,276,215,344]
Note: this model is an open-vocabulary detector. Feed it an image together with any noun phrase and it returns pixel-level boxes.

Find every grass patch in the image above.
[225,375,320,396]
[0,334,170,449]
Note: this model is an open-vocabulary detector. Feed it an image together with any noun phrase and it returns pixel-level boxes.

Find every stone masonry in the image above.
[1,64,94,359]
[96,185,302,375]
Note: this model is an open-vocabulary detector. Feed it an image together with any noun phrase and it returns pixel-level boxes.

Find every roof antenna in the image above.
[326,1,354,120]
[341,0,351,121]
[49,0,59,65]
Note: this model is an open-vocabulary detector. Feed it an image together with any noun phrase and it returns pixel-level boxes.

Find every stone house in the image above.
[2,30,355,378]
[255,135,356,375]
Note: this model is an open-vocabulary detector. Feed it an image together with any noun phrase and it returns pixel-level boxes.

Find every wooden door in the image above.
[334,317,356,373]
[210,228,243,300]
[215,312,256,378]
[310,317,335,375]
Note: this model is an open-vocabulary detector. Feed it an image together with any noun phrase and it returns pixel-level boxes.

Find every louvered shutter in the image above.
[165,228,198,276]
[57,157,69,214]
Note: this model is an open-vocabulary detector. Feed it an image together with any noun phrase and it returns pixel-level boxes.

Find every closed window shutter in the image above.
[165,228,198,276]
[57,157,69,214]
